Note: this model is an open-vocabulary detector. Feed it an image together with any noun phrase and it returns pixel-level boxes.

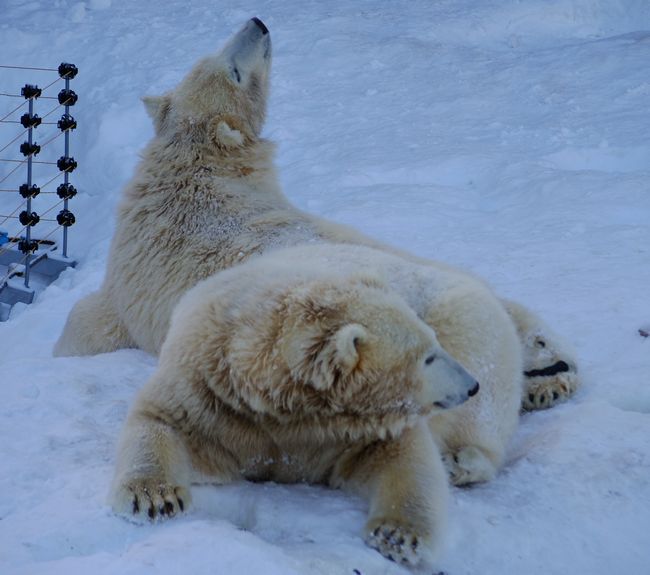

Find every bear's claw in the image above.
[365,521,422,566]
[522,370,579,411]
[112,479,190,522]
[505,301,581,412]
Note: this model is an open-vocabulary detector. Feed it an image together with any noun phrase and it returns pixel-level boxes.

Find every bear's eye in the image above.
[425,355,436,365]
[535,338,546,349]
[232,67,241,83]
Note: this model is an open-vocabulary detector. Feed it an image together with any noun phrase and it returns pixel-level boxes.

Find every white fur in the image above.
[504,300,580,410]
[52,20,579,410]
[53,18,580,566]
[110,243,521,566]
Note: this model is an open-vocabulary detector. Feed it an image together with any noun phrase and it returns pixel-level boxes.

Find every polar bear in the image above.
[53,17,578,410]
[110,242,522,566]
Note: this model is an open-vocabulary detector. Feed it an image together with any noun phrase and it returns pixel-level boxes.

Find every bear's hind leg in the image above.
[53,290,134,356]
[502,299,580,411]
[523,369,579,411]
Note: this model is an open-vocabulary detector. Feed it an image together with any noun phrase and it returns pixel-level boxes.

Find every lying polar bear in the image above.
[53,18,578,411]
[111,242,524,566]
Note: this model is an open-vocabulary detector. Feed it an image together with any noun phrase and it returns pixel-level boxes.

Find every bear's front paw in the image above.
[365,520,424,566]
[111,478,191,521]
[442,446,497,486]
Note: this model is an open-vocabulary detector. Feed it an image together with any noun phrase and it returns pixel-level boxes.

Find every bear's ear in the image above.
[142,95,172,134]
[215,120,245,148]
[333,324,367,373]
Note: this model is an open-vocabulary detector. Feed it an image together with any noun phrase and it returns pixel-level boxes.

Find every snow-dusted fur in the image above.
[53,19,380,357]
[52,19,579,410]
[111,243,522,566]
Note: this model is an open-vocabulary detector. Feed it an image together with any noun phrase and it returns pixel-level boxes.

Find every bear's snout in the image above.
[418,348,480,411]
[251,17,269,35]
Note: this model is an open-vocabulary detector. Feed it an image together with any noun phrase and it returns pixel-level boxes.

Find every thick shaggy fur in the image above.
[55,18,580,564]
[111,243,520,566]
[53,19,377,357]
[52,20,579,414]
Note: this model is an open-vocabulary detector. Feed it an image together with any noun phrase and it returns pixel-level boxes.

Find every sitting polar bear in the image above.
[53,17,578,410]
[111,243,523,566]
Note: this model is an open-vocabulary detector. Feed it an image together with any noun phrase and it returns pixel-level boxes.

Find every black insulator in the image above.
[57,113,77,132]
[20,113,42,129]
[57,156,77,172]
[56,209,76,227]
[20,141,41,157]
[18,239,38,254]
[56,182,77,199]
[58,62,78,79]
[19,211,40,227]
[19,184,40,198]
[21,84,42,100]
[57,88,78,106]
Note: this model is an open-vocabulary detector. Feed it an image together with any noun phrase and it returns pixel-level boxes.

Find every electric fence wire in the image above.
[0,189,56,194]
[0,223,62,286]
[38,197,65,218]
[0,160,24,186]
[0,120,57,125]
[0,101,67,191]
[37,129,64,150]
[0,115,68,186]
[0,63,77,290]
[0,200,25,228]
[0,223,28,275]
[0,126,29,155]
[0,75,61,116]
[0,157,58,185]
[0,99,28,123]
[0,197,65,260]
[0,184,65,221]
[0,65,58,72]
[0,101,66,159]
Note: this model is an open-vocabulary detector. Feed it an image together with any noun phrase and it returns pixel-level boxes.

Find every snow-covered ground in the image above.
[1,1,649,574]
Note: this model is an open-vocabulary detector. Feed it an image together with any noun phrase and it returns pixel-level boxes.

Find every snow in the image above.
[1,1,649,574]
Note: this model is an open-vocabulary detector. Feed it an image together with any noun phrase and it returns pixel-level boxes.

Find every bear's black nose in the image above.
[252,17,269,35]
[468,382,480,397]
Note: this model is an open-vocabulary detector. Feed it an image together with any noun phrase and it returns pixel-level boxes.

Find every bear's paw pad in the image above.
[522,370,579,411]
[112,479,190,522]
[442,446,497,486]
[365,521,422,566]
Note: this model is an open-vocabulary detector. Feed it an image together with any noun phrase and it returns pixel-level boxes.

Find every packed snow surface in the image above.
[1,1,649,574]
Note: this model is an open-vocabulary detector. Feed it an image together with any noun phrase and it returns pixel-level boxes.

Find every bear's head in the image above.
[228,277,480,439]
[143,17,271,148]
